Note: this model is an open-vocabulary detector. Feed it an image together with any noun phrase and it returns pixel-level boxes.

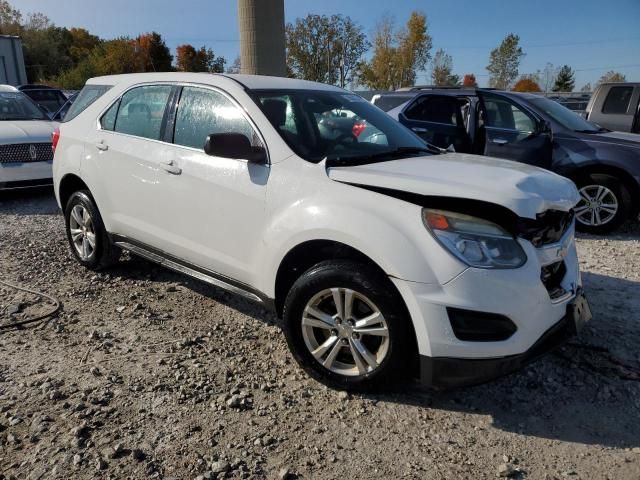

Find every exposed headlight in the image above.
[422,209,527,269]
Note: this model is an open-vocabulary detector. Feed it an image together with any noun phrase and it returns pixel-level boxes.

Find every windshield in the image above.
[0,92,48,121]
[251,89,430,163]
[529,97,601,132]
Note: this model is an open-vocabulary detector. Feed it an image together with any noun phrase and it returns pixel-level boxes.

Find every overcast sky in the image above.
[12,0,640,88]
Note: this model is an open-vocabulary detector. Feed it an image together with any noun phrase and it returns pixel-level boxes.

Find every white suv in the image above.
[53,73,591,390]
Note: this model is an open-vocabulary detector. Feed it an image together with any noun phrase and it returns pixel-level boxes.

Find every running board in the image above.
[114,240,265,305]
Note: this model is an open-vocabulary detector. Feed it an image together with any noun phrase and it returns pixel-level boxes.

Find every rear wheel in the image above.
[282,260,414,392]
[64,191,120,270]
[574,174,631,234]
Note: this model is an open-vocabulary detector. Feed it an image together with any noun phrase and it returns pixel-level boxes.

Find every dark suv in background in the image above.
[373,87,640,233]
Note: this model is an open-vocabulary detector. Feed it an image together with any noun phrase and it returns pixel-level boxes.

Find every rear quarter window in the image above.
[63,85,112,122]
[601,86,634,114]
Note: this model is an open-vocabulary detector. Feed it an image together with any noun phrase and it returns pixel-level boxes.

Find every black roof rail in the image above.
[395,85,503,92]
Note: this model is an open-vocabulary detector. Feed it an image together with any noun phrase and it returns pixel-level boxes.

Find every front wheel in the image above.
[282,260,415,392]
[574,174,631,234]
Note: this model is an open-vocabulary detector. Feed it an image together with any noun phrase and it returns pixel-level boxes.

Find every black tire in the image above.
[64,190,120,270]
[282,260,415,392]
[574,174,632,234]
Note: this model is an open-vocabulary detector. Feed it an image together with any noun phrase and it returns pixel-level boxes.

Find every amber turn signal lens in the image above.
[424,212,450,231]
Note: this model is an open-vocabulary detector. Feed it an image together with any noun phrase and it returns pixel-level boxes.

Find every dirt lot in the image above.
[1,189,639,480]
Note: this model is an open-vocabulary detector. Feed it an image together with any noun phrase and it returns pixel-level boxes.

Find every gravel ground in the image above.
[1,188,639,480]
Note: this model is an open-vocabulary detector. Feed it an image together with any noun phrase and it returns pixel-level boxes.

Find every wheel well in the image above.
[567,165,640,214]
[59,174,90,210]
[274,241,385,317]
[274,240,420,375]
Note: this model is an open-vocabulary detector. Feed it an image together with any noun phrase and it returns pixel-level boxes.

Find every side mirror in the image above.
[204,133,267,164]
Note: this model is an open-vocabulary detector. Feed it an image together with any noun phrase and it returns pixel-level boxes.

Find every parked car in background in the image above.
[18,84,69,117]
[0,85,58,190]
[53,72,591,391]
[585,82,640,133]
[50,91,78,121]
[375,87,640,233]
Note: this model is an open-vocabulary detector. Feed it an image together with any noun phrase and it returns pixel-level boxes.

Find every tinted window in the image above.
[252,89,426,163]
[114,85,172,140]
[602,86,633,114]
[405,96,462,126]
[529,97,600,132]
[64,85,111,122]
[373,95,412,112]
[173,87,263,150]
[483,97,535,132]
[22,89,67,113]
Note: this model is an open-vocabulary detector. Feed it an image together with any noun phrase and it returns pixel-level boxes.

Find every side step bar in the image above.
[114,240,266,306]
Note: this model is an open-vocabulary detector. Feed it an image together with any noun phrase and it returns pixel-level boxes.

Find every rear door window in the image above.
[63,85,111,122]
[173,86,263,150]
[602,86,633,114]
[114,85,172,140]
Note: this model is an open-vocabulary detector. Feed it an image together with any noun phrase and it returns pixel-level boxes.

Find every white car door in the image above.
[153,85,269,284]
[88,84,175,246]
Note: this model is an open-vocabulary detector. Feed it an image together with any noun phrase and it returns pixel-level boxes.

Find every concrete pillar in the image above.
[237,0,286,77]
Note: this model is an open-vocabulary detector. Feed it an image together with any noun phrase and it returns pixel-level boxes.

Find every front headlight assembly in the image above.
[422,209,527,269]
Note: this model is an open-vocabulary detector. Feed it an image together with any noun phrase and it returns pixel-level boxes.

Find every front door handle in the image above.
[95,141,108,151]
[160,160,182,175]
[492,138,509,145]
[412,127,428,133]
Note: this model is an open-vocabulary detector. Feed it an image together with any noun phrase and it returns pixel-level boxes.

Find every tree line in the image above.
[0,0,628,92]
[0,0,229,89]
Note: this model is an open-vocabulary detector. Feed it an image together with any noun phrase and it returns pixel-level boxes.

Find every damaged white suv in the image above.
[53,73,591,390]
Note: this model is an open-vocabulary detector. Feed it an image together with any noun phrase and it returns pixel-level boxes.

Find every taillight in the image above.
[51,127,60,154]
[352,121,366,138]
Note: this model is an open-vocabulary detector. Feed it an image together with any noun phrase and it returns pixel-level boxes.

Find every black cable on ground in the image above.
[0,279,62,331]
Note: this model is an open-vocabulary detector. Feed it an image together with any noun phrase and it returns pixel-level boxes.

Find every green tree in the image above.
[286,14,368,86]
[0,0,21,34]
[486,33,524,90]
[552,65,575,92]
[598,70,626,85]
[68,28,101,64]
[359,11,432,90]
[431,48,458,86]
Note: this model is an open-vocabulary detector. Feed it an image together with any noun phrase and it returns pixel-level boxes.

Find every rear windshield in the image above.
[22,89,67,113]
[63,85,112,122]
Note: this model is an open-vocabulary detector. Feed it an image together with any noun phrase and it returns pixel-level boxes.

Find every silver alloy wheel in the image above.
[575,185,619,227]
[69,204,96,261]
[301,288,390,377]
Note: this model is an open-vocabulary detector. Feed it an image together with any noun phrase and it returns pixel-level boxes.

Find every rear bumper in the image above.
[419,290,591,389]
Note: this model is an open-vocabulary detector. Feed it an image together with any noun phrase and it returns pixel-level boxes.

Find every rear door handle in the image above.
[411,127,428,133]
[492,138,509,145]
[95,141,108,151]
[160,160,182,175]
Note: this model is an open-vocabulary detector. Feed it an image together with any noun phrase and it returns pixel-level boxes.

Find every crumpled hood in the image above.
[328,153,580,219]
[0,120,58,144]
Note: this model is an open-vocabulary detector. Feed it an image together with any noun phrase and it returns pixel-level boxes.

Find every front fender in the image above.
[258,185,467,297]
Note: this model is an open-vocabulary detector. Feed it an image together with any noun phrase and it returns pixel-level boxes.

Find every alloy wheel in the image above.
[301,288,390,377]
[69,204,96,260]
[575,185,619,227]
